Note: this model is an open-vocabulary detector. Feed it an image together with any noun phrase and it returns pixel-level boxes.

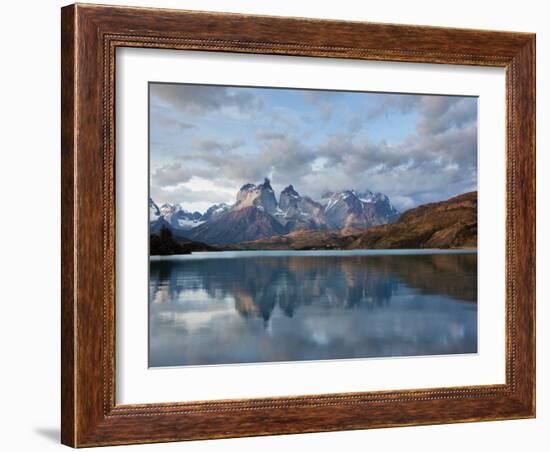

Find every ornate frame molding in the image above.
[61,4,535,447]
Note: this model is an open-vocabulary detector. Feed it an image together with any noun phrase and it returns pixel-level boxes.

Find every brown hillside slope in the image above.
[348,191,477,249]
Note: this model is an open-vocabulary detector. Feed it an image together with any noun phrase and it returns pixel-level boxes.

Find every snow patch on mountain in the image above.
[158,203,204,231]
[149,198,161,221]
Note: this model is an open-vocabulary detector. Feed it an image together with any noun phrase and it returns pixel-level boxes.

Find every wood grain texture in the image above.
[60,5,76,447]
[60,3,536,447]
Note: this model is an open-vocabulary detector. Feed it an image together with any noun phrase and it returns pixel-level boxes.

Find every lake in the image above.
[149,250,477,367]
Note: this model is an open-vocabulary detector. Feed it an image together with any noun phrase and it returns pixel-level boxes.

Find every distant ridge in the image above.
[150,178,399,246]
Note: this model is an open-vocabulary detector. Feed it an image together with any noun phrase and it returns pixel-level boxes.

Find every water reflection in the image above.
[149,251,477,366]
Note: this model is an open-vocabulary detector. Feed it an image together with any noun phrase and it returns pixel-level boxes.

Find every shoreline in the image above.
[150,248,478,260]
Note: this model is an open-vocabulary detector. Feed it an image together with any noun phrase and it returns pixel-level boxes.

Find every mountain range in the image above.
[150,178,400,246]
[230,191,477,250]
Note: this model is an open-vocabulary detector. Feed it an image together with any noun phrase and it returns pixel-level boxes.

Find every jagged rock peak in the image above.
[281,184,299,195]
[320,189,399,229]
[279,184,302,211]
[240,182,255,191]
[235,177,278,214]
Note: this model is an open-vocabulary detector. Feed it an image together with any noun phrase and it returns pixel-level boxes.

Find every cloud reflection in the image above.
[149,253,477,366]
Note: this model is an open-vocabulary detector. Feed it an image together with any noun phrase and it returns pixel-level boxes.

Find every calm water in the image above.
[149,250,477,367]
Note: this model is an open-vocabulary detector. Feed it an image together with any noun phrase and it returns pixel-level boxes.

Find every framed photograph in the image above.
[61,3,536,447]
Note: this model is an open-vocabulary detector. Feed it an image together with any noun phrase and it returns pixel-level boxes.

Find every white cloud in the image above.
[149,85,477,212]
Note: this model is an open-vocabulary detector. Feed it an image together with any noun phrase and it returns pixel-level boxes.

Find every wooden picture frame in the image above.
[61,3,535,447]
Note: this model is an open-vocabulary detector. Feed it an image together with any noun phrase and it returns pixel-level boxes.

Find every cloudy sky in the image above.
[149,83,477,213]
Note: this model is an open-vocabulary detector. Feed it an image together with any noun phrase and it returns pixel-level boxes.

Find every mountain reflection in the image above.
[149,253,476,324]
[149,251,477,367]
